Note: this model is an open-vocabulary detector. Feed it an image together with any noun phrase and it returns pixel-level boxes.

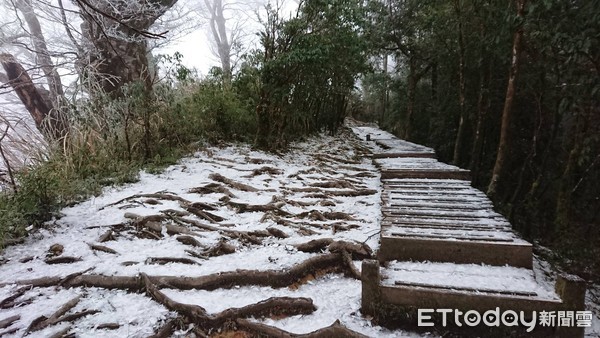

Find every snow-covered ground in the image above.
[0,128,428,337]
[0,122,599,337]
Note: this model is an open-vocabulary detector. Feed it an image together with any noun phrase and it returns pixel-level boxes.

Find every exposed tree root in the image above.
[0,285,31,309]
[44,256,82,265]
[287,167,321,179]
[189,202,218,211]
[3,253,352,290]
[27,295,81,333]
[236,318,369,338]
[341,251,362,280]
[47,326,71,338]
[189,183,237,198]
[184,204,225,223]
[143,273,316,329]
[160,209,192,217]
[0,315,19,329]
[309,180,356,189]
[266,227,289,239]
[176,235,206,248]
[172,216,263,244]
[222,198,291,216]
[286,187,322,193]
[294,238,334,253]
[326,189,377,197]
[331,223,360,234]
[313,153,361,165]
[146,257,200,265]
[244,166,283,177]
[209,173,260,192]
[88,243,117,255]
[97,230,114,243]
[203,239,236,257]
[327,241,373,260]
[96,323,120,330]
[267,216,319,235]
[19,256,34,263]
[149,318,177,338]
[294,210,356,222]
[101,193,190,210]
[137,229,162,240]
[247,157,271,165]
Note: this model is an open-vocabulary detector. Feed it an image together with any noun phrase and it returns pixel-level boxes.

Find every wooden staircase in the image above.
[350,124,586,337]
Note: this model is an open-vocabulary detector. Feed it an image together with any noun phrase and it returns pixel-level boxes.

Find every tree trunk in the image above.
[16,0,65,107]
[487,0,527,197]
[205,0,232,84]
[470,22,491,184]
[380,54,388,125]
[78,0,178,96]
[255,90,271,149]
[404,58,417,139]
[0,54,68,141]
[452,0,467,165]
[470,60,491,184]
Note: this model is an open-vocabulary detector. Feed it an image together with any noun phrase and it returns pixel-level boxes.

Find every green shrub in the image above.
[0,56,258,246]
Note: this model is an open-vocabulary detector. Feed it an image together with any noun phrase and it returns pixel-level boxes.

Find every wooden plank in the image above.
[383,202,492,210]
[381,222,511,232]
[383,210,500,220]
[378,236,533,268]
[385,189,483,196]
[382,216,510,227]
[373,152,436,159]
[392,281,538,297]
[383,184,473,190]
[381,169,471,181]
[388,232,515,242]
[382,178,471,185]
[379,285,562,313]
[382,206,497,215]
[384,196,491,203]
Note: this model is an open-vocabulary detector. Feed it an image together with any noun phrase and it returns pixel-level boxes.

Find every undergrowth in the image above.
[0,64,258,246]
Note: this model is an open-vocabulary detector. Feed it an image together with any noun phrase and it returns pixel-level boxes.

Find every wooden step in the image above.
[382,201,492,210]
[381,219,511,231]
[382,178,472,185]
[380,169,472,181]
[373,152,436,159]
[382,211,501,221]
[361,260,586,337]
[378,234,533,268]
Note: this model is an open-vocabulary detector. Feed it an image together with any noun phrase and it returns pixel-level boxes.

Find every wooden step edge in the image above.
[391,280,538,297]
[378,236,533,268]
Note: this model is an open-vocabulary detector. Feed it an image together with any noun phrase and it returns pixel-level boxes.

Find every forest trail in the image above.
[350,122,595,337]
[0,120,598,337]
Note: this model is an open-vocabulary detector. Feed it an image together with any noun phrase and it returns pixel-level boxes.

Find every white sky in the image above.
[158,0,299,76]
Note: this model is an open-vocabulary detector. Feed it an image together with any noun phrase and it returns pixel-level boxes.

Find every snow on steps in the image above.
[348,122,587,337]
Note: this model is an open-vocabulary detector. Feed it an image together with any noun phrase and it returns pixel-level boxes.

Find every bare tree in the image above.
[204,0,232,81]
[1,53,68,140]
[0,0,70,141]
[197,0,262,83]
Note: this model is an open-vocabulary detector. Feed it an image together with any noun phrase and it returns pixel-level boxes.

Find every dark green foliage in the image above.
[255,0,371,150]
[360,0,600,278]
